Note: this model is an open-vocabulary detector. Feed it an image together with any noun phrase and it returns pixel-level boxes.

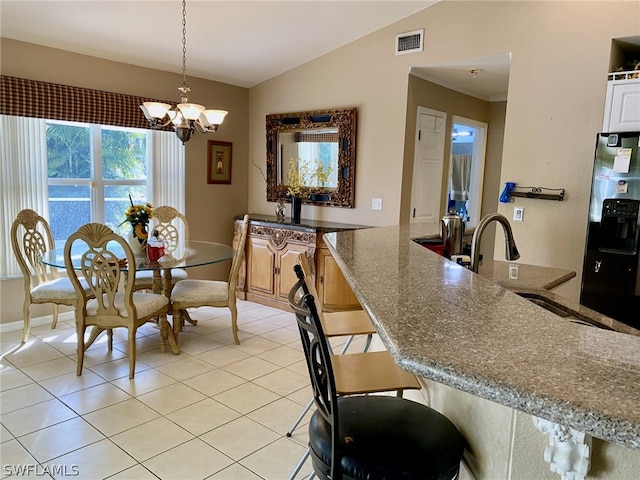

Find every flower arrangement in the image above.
[287,159,312,198]
[121,195,153,242]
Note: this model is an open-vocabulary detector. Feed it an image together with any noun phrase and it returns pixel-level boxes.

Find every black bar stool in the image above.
[288,264,465,480]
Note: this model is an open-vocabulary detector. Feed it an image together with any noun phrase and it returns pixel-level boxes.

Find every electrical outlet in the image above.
[513,206,524,223]
[372,198,383,211]
[509,264,519,279]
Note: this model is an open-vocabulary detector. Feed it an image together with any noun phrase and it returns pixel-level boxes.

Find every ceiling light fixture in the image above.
[468,68,483,79]
[140,0,228,144]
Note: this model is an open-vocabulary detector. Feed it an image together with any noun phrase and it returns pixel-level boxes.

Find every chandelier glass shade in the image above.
[140,0,227,144]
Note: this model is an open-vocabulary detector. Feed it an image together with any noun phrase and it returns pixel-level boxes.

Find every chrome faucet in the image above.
[470,213,520,273]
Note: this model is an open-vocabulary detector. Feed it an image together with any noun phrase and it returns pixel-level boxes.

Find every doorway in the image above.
[447,117,487,227]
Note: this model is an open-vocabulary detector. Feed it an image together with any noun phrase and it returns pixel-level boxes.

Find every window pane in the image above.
[102,127,147,180]
[48,185,91,244]
[46,123,91,179]
[105,185,147,235]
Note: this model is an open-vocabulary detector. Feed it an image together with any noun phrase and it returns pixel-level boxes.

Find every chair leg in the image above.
[183,310,197,326]
[76,327,85,376]
[84,327,106,351]
[51,304,59,329]
[229,302,240,345]
[21,302,31,343]
[286,397,314,437]
[128,328,136,379]
[173,310,182,342]
[289,448,311,480]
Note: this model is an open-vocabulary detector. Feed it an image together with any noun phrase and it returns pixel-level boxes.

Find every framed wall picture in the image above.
[207,140,232,184]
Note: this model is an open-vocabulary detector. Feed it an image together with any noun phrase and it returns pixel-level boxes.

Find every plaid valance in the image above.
[0,75,173,130]
[294,131,339,143]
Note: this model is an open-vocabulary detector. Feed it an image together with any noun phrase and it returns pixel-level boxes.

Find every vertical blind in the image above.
[0,116,49,277]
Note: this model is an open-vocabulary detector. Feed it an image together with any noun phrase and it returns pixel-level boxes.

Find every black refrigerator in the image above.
[581,132,640,327]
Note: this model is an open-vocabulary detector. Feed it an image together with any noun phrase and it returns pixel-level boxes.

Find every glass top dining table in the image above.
[41,240,235,355]
[41,240,235,273]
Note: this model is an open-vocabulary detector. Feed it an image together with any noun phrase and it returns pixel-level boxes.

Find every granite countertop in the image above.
[323,222,640,450]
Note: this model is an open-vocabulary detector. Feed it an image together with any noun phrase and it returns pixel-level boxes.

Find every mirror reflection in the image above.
[277,129,339,189]
[266,108,357,207]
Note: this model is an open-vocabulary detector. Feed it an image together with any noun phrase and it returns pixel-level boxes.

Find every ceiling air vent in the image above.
[395,29,424,55]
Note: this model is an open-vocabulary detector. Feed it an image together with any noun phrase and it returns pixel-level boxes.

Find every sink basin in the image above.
[516,293,611,330]
[413,237,445,256]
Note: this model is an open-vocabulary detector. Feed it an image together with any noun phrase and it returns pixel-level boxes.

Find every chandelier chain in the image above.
[178,0,191,97]
[181,0,188,88]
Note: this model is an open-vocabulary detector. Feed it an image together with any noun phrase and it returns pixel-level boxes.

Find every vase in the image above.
[291,196,302,224]
[275,198,286,222]
[127,229,147,255]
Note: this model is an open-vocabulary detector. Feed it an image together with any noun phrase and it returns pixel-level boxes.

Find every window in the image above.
[1,114,184,277]
[46,120,149,244]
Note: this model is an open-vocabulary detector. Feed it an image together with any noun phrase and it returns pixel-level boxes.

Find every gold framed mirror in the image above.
[266,108,356,207]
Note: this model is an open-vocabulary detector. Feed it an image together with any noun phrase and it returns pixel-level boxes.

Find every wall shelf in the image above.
[510,186,565,201]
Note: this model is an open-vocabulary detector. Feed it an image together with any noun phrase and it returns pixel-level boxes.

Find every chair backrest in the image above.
[297,252,325,315]
[64,223,137,320]
[149,206,189,253]
[11,209,59,289]
[288,264,340,477]
[228,214,250,296]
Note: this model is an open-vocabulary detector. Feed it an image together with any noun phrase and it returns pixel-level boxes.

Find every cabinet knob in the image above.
[319,275,324,284]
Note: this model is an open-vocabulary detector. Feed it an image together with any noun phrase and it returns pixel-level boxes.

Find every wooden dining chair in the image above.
[288,266,465,480]
[10,209,90,343]
[134,205,189,294]
[170,214,249,344]
[64,223,170,379]
[287,261,423,479]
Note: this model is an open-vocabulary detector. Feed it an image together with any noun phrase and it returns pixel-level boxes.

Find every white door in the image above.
[410,107,447,223]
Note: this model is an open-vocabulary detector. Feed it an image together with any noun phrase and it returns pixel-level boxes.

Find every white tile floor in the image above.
[0,300,363,480]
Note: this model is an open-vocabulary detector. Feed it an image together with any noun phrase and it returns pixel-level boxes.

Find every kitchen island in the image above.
[324,223,640,478]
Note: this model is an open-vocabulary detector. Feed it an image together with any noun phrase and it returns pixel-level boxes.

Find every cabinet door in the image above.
[316,247,361,311]
[247,237,276,296]
[277,243,309,302]
[604,81,640,132]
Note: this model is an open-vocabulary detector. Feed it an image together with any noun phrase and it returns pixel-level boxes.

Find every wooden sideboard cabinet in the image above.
[234,215,365,311]
[316,241,360,311]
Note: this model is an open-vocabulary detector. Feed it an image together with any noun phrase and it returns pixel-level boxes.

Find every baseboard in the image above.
[0,311,75,334]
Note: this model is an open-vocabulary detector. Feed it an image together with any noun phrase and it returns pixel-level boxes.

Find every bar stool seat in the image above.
[310,395,464,480]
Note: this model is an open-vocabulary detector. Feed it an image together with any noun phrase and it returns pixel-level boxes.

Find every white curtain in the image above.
[449,154,472,202]
[149,131,186,239]
[0,115,48,277]
[150,131,185,212]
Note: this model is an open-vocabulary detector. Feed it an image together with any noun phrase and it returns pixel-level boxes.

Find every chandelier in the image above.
[140,0,228,144]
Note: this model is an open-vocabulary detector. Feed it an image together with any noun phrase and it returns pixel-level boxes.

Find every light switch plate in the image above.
[372,198,383,210]
[513,206,524,222]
